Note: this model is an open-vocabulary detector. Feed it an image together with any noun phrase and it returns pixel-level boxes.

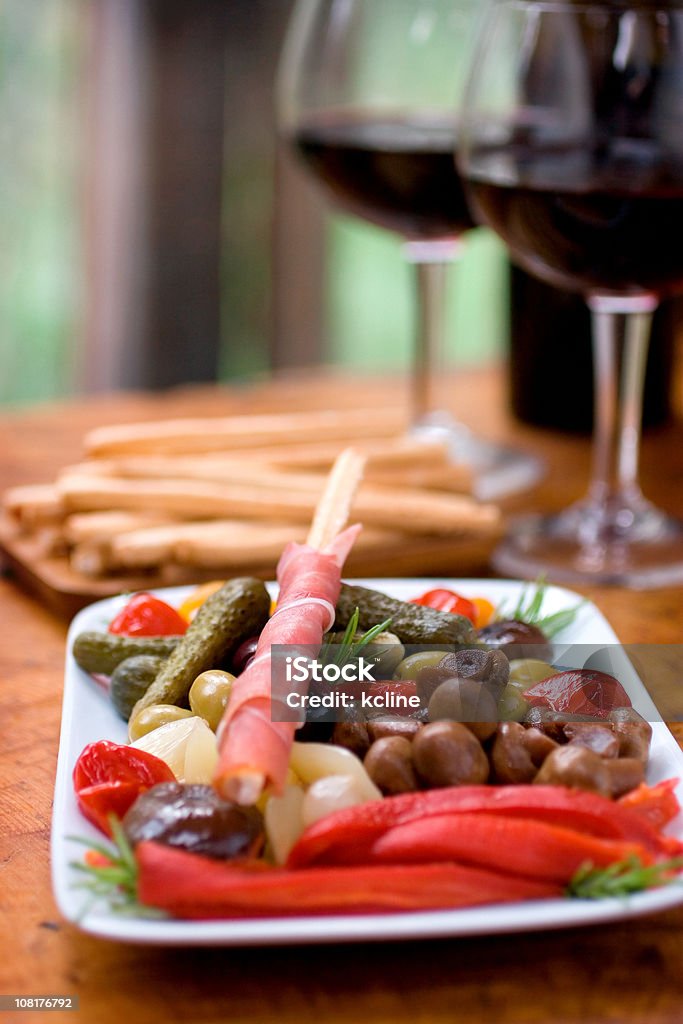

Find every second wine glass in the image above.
[459,0,683,586]
[277,0,542,500]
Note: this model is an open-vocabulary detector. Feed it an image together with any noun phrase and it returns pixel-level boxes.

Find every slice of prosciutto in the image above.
[213,524,360,805]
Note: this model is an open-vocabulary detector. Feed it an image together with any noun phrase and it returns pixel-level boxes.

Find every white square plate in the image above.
[51,579,683,945]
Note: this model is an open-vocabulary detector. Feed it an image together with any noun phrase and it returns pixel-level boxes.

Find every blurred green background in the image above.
[0,0,506,406]
[0,0,81,404]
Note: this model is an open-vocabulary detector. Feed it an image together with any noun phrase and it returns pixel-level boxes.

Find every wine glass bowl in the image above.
[278,0,543,500]
[459,0,683,585]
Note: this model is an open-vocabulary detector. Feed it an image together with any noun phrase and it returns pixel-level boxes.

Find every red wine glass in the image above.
[278,0,542,500]
[460,0,683,585]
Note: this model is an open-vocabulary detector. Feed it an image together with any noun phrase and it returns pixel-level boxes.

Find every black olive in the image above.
[295,704,336,743]
[122,782,263,860]
[231,636,259,674]
[477,619,551,661]
[437,648,510,700]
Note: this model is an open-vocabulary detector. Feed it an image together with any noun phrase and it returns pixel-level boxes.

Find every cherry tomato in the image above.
[108,592,188,637]
[524,669,631,720]
[73,739,176,835]
[366,680,420,716]
[410,588,477,624]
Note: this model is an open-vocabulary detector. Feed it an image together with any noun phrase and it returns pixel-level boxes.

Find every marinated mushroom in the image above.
[533,745,611,797]
[522,726,559,766]
[608,707,653,762]
[604,757,646,798]
[122,782,264,859]
[563,722,620,759]
[364,736,418,795]
[525,706,589,741]
[331,716,371,758]
[491,722,536,784]
[412,721,489,787]
[367,715,423,743]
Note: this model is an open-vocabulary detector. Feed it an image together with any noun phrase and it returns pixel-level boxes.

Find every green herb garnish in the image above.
[321,607,393,668]
[67,816,162,919]
[567,855,683,901]
[497,578,586,638]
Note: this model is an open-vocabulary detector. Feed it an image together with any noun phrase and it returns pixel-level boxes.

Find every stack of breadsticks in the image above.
[2,408,502,584]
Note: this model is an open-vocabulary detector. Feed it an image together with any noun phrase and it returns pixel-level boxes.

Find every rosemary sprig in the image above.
[67,816,163,919]
[321,607,393,668]
[567,855,683,901]
[496,578,587,638]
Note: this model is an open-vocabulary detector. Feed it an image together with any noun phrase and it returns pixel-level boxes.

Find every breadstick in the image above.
[263,436,449,470]
[73,518,406,576]
[57,473,501,536]
[60,453,471,494]
[114,522,308,571]
[63,510,182,546]
[307,447,366,549]
[3,484,64,527]
[61,458,332,494]
[85,409,405,457]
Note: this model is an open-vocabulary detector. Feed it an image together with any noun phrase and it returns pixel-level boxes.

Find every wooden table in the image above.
[2,368,683,1024]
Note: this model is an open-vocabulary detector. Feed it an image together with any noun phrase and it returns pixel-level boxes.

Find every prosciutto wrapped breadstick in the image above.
[213,449,365,806]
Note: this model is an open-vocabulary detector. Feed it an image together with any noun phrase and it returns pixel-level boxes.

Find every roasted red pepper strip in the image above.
[73,740,176,836]
[108,592,188,637]
[369,813,651,882]
[136,841,560,919]
[410,588,477,624]
[523,669,631,719]
[619,779,681,831]
[287,784,677,868]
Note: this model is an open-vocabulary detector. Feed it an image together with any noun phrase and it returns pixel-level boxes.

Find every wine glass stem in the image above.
[587,295,657,512]
[403,239,464,427]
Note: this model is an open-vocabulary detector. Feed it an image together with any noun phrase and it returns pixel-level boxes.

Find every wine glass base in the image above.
[411,412,544,501]
[492,501,683,588]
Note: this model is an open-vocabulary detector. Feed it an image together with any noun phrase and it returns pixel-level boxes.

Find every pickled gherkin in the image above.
[72,631,181,676]
[129,577,270,722]
[335,584,475,646]
[110,654,166,720]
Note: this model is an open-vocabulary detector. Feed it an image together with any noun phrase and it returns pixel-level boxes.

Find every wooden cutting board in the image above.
[0,513,497,619]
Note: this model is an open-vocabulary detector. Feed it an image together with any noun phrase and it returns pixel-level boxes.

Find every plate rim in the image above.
[51,577,683,946]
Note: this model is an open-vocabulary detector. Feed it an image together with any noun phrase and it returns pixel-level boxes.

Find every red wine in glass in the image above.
[468,143,683,297]
[279,0,542,500]
[460,0,683,586]
[292,113,477,240]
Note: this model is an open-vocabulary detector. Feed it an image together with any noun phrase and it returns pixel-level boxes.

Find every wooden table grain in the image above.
[2,368,683,1024]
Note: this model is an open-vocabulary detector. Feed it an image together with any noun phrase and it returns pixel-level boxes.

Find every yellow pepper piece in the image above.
[471,597,496,630]
[177,580,226,623]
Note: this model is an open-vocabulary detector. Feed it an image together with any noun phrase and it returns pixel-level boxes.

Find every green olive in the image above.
[128,704,193,741]
[497,684,530,722]
[188,670,235,731]
[394,650,450,680]
[508,659,558,693]
[365,632,405,677]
